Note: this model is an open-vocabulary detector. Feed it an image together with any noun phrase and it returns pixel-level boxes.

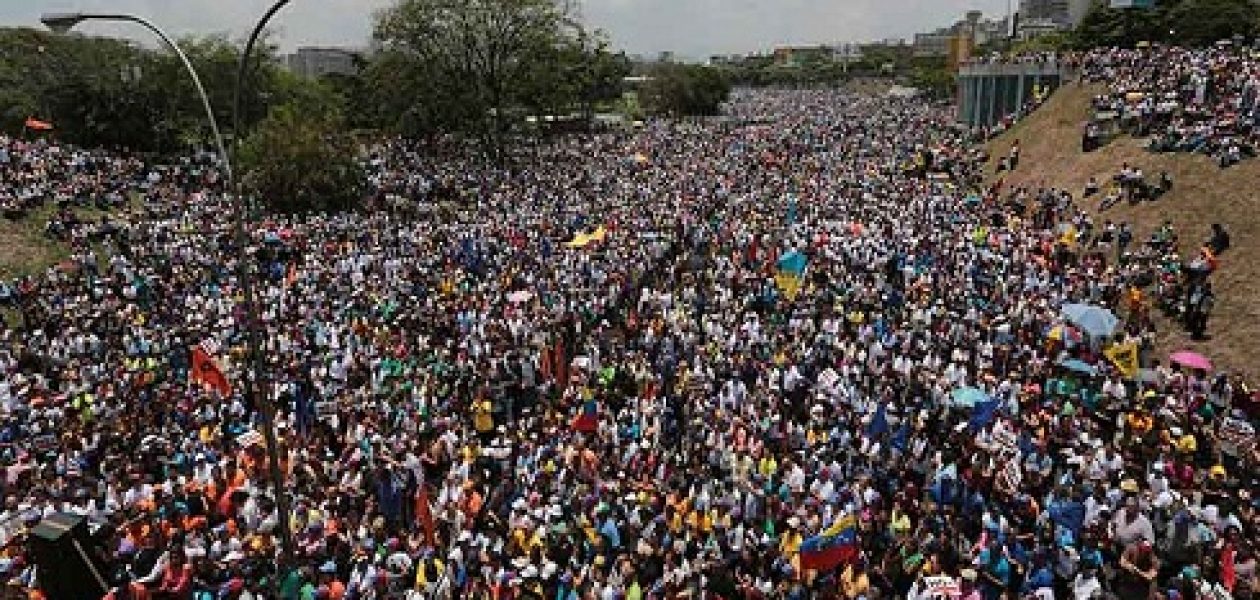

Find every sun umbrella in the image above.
[1061,303,1119,338]
[1057,357,1097,376]
[950,386,990,408]
[1169,351,1213,371]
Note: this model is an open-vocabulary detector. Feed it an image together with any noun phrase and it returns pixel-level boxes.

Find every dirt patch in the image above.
[985,83,1260,381]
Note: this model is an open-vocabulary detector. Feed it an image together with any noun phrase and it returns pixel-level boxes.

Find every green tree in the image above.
[236,102,366,214]
[1073,0,1258,48]
[639,63,731,117]
[1166,0,1259,46]
[374,0,577,149]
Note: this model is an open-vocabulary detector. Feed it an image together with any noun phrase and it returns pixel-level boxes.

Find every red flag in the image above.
[553,339,568,387]
[571,399,598,433]
[539,344,553,383]
[24,117,52,131]
[415,482,436,547]
[191,345,231,396]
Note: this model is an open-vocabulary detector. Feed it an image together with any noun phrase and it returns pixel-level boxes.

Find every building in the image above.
[285,47,361,79]
[914,30,954,58]
[1018,0,1095,31]
[914,12,1011,58]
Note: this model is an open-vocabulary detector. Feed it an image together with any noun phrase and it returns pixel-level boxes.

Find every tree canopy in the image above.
[1074,0,1260,48]
[638,63,732,117]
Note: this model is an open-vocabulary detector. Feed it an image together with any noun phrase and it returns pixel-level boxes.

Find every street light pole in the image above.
[41,12,232,183]
[229,0,296,576]
[40,7,297,575]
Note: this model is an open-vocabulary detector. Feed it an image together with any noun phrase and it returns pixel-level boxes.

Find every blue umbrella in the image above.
[1061,303,1119,338]
[1057,358,1098,376]
[950,386,990,408]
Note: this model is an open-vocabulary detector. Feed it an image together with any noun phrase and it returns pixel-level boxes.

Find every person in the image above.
[1116,540,1161,599]
[976,538,1011,600]
[1207,224,1230,256]
[840,558,871,599]
[154,550,192,600]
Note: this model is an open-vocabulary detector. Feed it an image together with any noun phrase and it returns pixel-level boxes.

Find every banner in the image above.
[1219,417,1255,457]
[23,117,52,131]
[1104,342,1140,379]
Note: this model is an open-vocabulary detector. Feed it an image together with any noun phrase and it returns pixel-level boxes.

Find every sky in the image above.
[12,0,1012,58]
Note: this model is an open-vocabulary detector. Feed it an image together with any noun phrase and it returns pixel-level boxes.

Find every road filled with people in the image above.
[0,80,1255,600]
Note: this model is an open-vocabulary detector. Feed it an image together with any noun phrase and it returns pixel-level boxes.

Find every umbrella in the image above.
[507,290,533,304]
[950,387,990,408]
[1057,358,1097,376]
[1169,351,1213,372]
[1061,303,1119,338]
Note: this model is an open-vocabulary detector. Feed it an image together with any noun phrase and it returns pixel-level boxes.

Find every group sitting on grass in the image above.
[1082,44,1260,167]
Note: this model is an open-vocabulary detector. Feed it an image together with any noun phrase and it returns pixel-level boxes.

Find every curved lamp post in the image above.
[41,7,298,573]
[41,12,232,183]
[230,0,296,575]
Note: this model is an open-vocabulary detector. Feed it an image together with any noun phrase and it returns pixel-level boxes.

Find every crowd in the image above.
[0,65,1254,600]
[0,136,141,226]
[1082,44,1260,167]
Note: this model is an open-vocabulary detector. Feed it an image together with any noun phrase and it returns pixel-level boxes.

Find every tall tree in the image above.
[374,0,577,149]
[640,63,732,117]
[236,102,366,214]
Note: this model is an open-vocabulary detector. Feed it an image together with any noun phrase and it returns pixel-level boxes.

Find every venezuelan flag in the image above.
[572,399,598,432]
[775,251,808,301]
[800,515,858,572]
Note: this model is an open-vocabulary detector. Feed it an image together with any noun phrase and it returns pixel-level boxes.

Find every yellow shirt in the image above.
[779,531,802,556]
[473,400,493,432]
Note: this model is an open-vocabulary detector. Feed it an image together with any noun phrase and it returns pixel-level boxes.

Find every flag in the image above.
[776,251,808,277]
[553,339,569,386]
[1104,342,1139,379]
[865,403,889,438]
[891,421,909,451]
[191,343,231,396]
[539,344,554,383]
[571,399,598,432]
[24,117,52,131]
[800,516,859,571]
[775,272,804,301]
[236,430,264,448]
[416,481,436,547]
[821,514,857,538]
[969,399,1000,432]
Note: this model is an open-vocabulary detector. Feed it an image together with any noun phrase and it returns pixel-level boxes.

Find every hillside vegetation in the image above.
[985,83,1260,381]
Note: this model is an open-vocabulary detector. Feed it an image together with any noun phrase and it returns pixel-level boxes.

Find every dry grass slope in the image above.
[985,83,1260,381]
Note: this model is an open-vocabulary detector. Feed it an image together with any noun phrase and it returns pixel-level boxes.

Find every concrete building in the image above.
[914,12,1011,57]
[285,47,361,79]
[1018,0,1095,32]
[914,31,954,58]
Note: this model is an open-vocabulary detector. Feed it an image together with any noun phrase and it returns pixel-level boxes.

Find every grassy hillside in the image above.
[985,83,1260,381]
[0,204,71,279]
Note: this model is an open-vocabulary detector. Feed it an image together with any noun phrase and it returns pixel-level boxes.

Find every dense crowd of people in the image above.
[0,50,1255,600]
[1083,44,1260,166]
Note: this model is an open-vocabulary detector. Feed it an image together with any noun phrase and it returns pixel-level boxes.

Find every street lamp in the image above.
[229,0,296,576]
[40,12,232,183]
[41,7,297,574]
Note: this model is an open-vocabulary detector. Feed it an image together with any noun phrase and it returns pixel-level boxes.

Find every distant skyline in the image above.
[13,0,1012,58]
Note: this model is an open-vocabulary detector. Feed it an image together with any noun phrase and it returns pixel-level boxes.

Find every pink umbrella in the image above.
[1169,351,1213,371]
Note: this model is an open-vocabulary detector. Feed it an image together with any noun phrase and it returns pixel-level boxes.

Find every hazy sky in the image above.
[15,0,1012,58]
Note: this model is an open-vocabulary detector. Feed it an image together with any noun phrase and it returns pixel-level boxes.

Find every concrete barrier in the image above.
[956,62,1075,127]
